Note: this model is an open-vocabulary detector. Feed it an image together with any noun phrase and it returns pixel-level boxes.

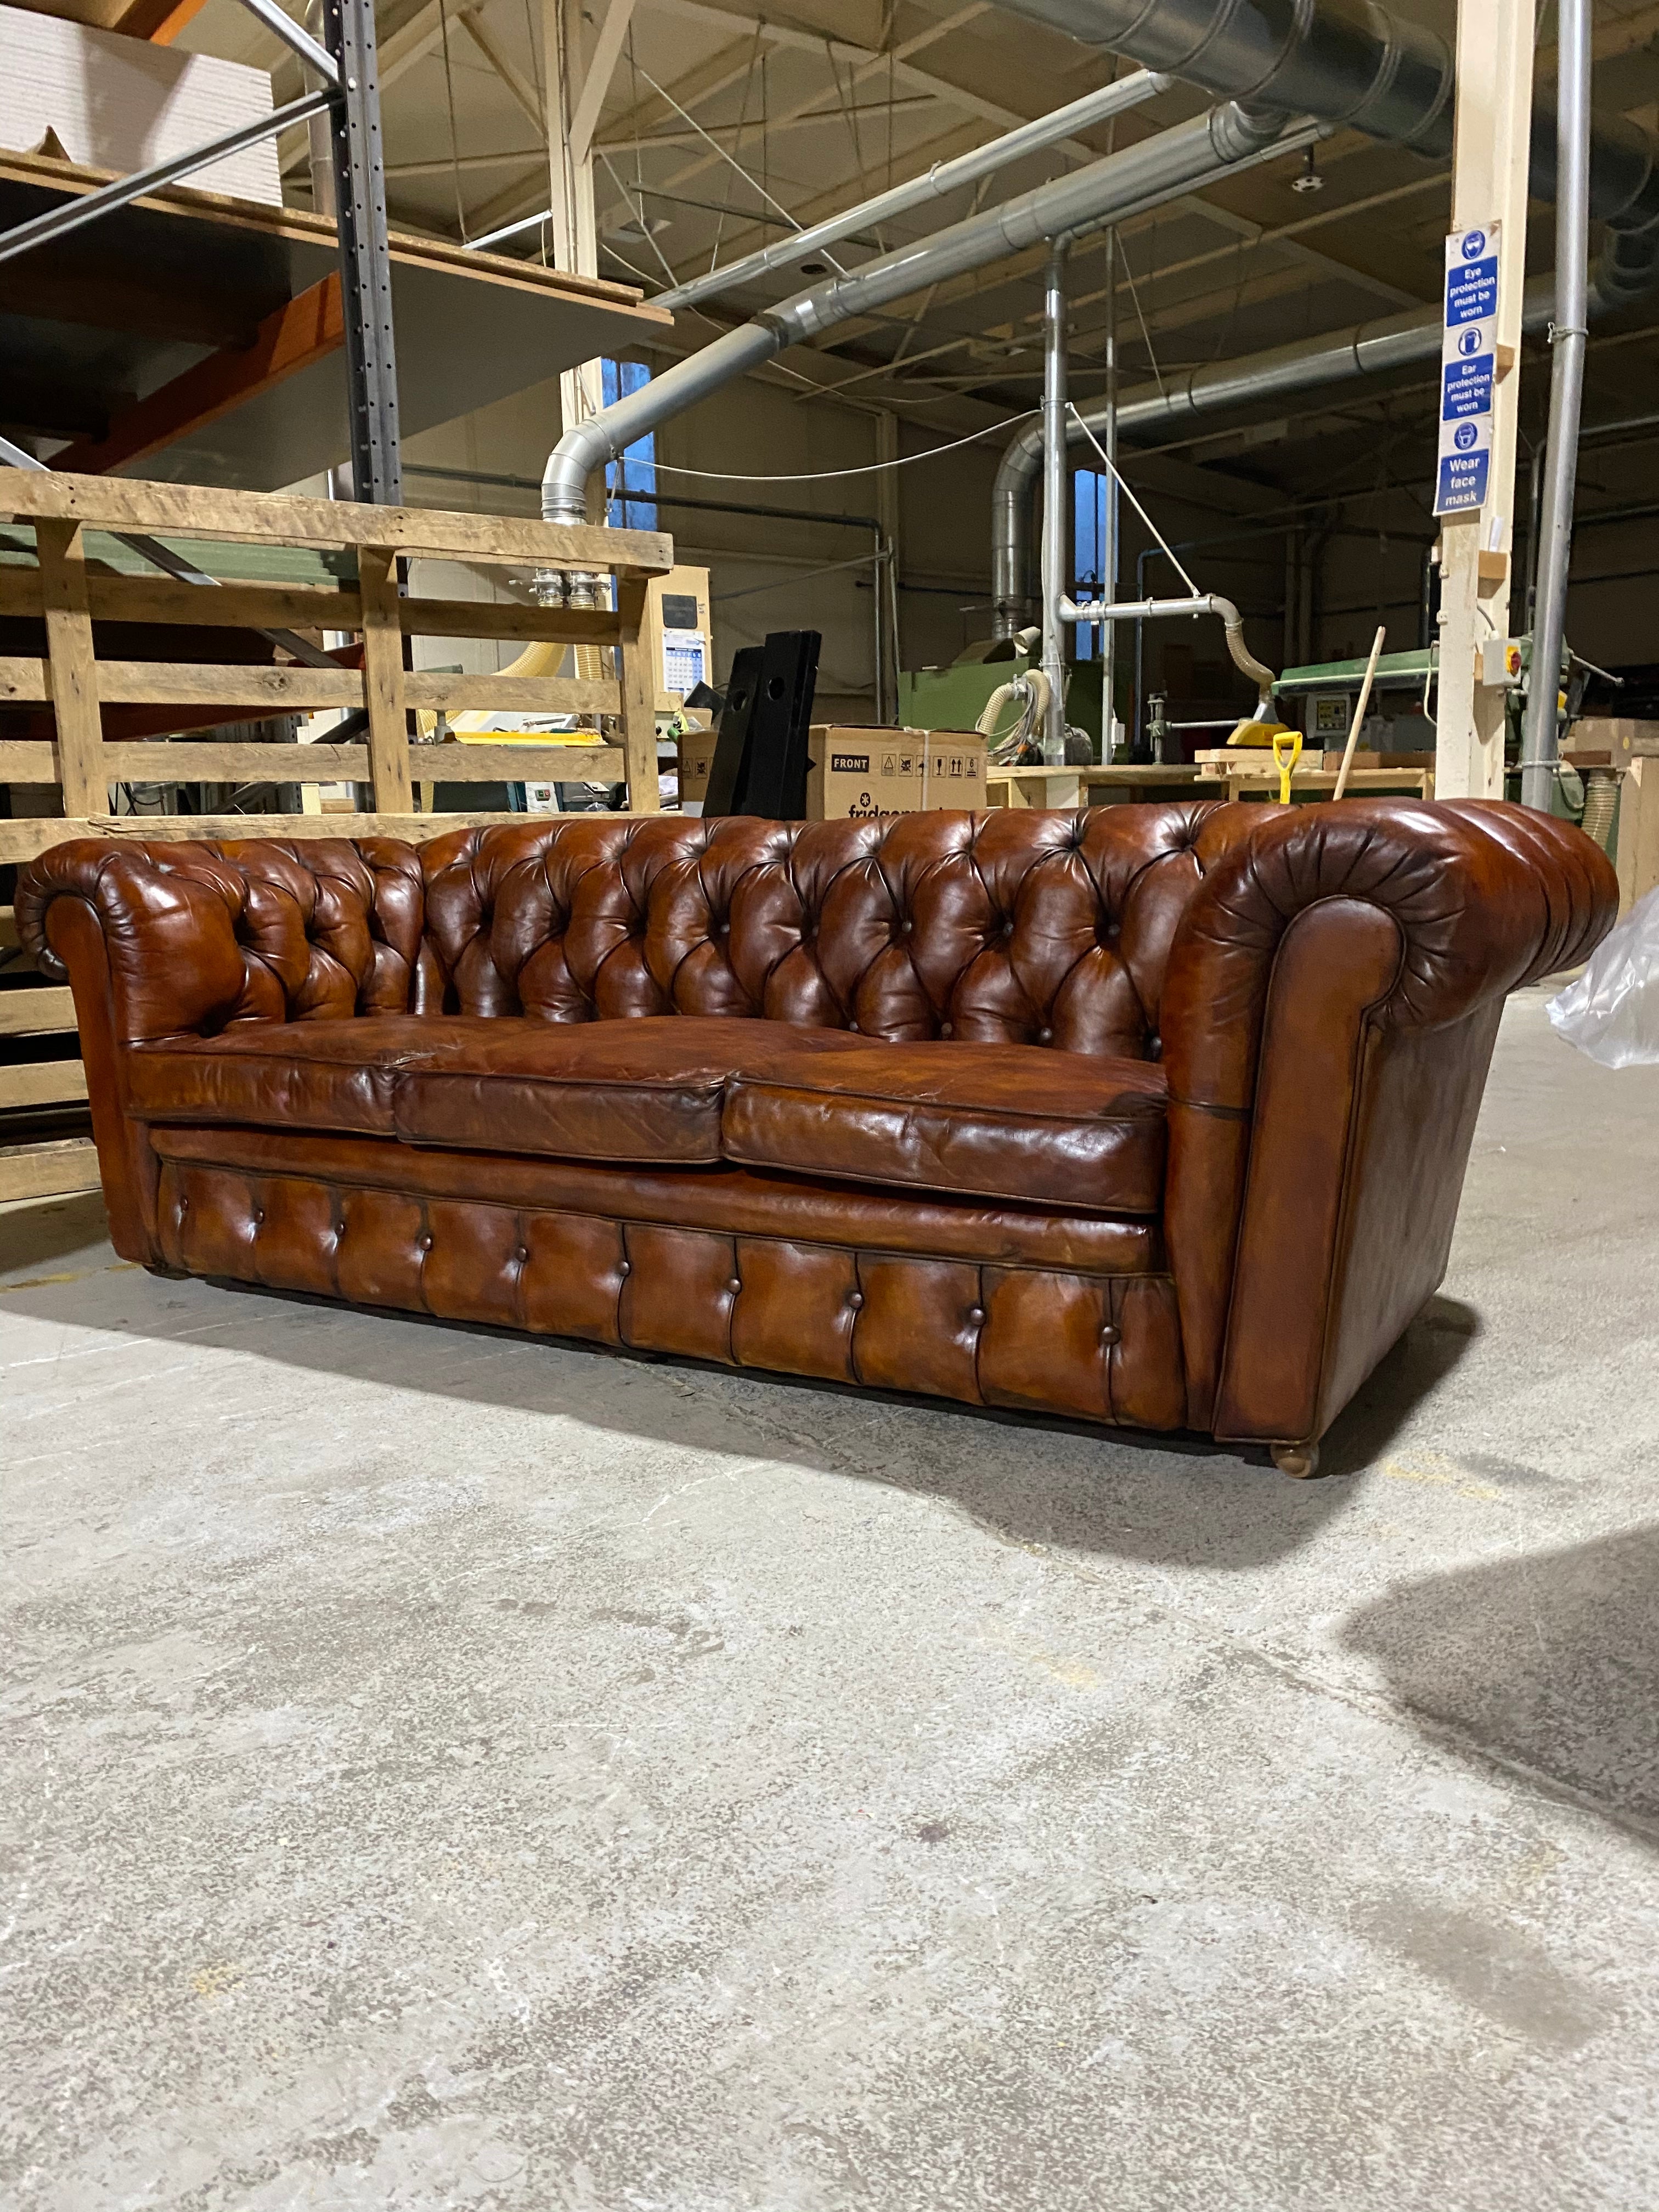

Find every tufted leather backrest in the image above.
[16,835,426,1043]
[20,808,1253,1056]
[414,804,1254,1059]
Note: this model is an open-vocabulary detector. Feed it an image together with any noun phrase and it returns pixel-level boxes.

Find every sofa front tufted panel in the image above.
[153,1154,1188,1431]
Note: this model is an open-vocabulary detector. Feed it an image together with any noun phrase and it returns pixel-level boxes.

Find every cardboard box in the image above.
[675,726,987,819]
[808,728,986,819]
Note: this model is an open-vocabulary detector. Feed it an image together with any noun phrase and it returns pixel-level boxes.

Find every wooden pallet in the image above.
[0,471,674,1206]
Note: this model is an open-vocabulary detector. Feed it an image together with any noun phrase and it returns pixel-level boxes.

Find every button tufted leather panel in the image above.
[402,805,1251,1055]
[17,835,425,1041]
[724,1041,1169,1213]
[154,1153,1186,1429]
[20,806,1251,1056]
[153,1124,1166,1275]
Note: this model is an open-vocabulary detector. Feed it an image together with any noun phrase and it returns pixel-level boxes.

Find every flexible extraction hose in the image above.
[1579,767,1621,853]
[978,667,1054,763]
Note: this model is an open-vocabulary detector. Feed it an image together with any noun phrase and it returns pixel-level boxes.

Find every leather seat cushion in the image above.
[391,1015,874,1163]
[131,1013,878,1163]
[723,1042,1169,1214]
[127,1016,474,1137]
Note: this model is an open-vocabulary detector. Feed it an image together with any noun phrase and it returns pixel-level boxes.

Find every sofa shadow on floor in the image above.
[0,1190,112,1279]
[1341,1526,1659,1835]
[3,1196,1479,1578]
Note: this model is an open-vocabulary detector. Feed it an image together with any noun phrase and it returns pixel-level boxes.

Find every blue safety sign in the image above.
[1435,223,1499,518]
[1443,354,1494,419]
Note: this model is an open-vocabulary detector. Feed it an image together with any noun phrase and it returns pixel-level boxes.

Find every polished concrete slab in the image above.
[3,983,1657,2211]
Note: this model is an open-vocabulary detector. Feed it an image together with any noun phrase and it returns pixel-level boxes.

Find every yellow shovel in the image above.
[1272,727,1302,804]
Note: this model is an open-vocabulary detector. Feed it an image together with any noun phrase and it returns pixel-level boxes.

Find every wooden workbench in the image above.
[986,761,1437,807]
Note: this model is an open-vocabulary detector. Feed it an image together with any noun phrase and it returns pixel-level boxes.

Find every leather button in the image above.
[716,920,729,935]
[334,1222,346,1237]
[178,1195,189,1213]
[618,1259,631,1277]
[726,1277,742,1295]
[900,918,913,935]
[1100,1322,1121,1345]
[848,1020,859,1033]
[847,1291,864,1311]
[1002,918,1014,938]
[418,1233,433,1252]
[1039,1026,1053,1043]
[514,1245,529,1263]
[253,1207,265,1225]
[940,1022,953,1038]
[968,1305,986,1326]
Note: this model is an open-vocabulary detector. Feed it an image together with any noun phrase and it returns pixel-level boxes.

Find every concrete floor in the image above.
[3,983,1658,2212]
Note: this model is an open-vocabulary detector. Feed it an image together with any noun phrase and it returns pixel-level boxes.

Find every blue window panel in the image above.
[1073,468,1109,660]
[601,358,657,531]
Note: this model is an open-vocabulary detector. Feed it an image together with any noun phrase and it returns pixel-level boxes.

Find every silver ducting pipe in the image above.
[541,102,1318,525]
[1523,0,1593,811]
[993,0,1454,150]
[653,69,1171,312]
[1040,239,1072,760]
[991,0,1659,219]
[985,0,1659,632]
[1061,592,1276,720]
[991,235,1659,631]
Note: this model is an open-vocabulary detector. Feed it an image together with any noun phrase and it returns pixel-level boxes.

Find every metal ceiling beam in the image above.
[655,67,1170,309]
[459,10,548,136]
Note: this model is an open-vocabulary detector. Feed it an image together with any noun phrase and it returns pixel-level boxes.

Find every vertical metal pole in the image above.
[1523,0,1589,815]
[874,409,901,724]
[1101,226,1119,763]
[325,0,402,506]
[872,533,885,725]
[1040,238,1070,764]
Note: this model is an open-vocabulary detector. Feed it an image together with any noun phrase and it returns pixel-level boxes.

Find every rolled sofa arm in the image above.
[19,840,257,1043]
[1158,798,1618,1451]
[16,836,427,1262]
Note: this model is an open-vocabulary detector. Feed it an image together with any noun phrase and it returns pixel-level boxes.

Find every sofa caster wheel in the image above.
[1271,1442,1321,1479]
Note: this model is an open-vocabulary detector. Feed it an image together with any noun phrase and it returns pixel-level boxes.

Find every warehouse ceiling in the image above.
[178,0,1659,495]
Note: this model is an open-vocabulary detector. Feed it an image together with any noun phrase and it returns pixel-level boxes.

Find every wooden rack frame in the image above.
[0,470,674,863]
[0,471,673,1205]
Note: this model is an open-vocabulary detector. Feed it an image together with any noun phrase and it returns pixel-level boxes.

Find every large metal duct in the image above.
[541,102,1321,526]
[990,213,1659,632]
[991,0,1659,213]
[985,0,1659,633]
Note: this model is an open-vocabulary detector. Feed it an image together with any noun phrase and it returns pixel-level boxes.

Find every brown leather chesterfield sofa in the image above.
[18,799,1614,1476]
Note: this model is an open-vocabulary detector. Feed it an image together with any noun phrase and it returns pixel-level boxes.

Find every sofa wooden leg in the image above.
[1271,1442,1322,1479]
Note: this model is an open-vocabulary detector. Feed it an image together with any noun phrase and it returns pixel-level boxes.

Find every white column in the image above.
[542,0,624,471]
[1435,0,1535,799]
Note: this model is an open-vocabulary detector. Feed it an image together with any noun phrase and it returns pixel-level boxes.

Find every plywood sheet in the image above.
[0,4,279,201]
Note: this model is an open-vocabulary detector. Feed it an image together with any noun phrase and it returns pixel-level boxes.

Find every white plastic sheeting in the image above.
[1548,887,1659,1068]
